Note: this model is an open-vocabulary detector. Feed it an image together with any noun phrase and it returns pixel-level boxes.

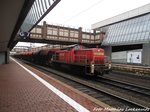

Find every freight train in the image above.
[13,44,111,76]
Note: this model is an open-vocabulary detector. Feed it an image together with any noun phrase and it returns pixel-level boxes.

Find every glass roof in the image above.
[21,0,60,32]
[102,13,150,46]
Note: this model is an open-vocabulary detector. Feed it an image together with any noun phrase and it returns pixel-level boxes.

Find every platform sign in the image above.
[19,32,30,39]
[127,51,142,64]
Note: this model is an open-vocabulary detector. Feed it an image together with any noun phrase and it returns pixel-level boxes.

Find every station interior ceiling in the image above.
[0,0,34,52]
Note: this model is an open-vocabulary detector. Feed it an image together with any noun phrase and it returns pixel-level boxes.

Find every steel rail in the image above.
[98,76,150,97]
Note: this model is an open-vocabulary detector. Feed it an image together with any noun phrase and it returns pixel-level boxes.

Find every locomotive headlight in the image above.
[108,63,111,69]
[91,64,95,74]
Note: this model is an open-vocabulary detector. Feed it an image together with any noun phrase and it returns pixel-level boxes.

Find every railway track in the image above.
[23,61,150,110]
[104,71,150,89]
[97,76,150,97]
[112,63,150,75]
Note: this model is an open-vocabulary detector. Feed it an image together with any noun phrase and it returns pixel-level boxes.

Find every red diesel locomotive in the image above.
[13,44,111,76]
[52,44,111,76]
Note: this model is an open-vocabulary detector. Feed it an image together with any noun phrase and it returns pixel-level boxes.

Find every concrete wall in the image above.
[5,50,9,64]
[111,49,142,64]
[103,46,112,62]
[142,43,150,66]
[112,51,127,63]
[104,43,150,66]
[104,46,112,58]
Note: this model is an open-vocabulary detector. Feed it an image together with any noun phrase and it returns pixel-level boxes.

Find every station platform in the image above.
[0,58,111,112]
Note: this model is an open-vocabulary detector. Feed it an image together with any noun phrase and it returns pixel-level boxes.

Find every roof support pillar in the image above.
[42,21,47,39]
[0,49,9,64]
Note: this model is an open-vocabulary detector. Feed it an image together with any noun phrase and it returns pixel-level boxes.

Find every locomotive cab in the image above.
[83,48,110,76]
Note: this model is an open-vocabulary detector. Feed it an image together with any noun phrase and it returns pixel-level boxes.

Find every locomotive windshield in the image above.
[74,44,86,50]
[74,45,80,50]
[61,44,86,51]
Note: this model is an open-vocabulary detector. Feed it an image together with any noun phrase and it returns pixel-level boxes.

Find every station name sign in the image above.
[19,32,30,39]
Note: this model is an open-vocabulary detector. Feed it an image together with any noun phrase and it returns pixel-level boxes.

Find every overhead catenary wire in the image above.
[64,0,105,23]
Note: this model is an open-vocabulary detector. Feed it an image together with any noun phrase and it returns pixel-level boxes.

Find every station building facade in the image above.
[92,3,150,66]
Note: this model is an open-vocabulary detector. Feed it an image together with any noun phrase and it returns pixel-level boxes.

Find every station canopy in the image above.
[92,3,150,46]
[21,0,60,32]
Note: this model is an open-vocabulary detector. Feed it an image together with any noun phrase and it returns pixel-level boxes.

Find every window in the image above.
[102,14,150,45]
[36,28,41,33]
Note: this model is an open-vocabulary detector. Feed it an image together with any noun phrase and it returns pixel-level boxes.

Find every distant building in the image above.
[92,3,150,66]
